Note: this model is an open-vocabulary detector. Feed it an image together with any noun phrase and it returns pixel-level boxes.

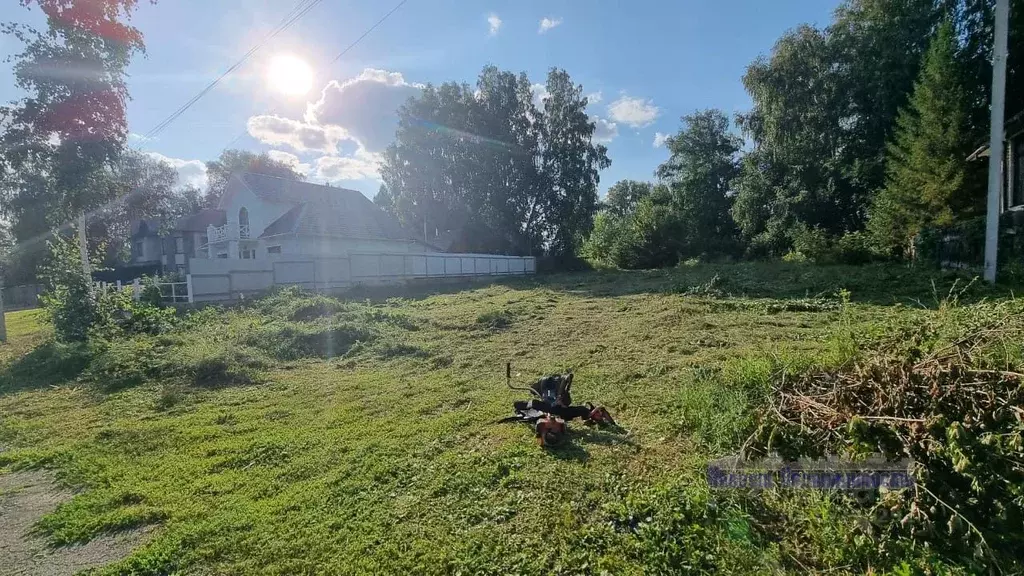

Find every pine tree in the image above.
[868,20,978,256]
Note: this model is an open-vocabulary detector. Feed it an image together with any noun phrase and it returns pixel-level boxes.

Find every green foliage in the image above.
[658,109,742,258]
[868,21,981,256]
[0,0,148,278]
[603,180,652,218]
[381,65,609,258]
[586,110,741,269]
[789,227,876,265]
[39,234,98,342]
[747,298,1024,571]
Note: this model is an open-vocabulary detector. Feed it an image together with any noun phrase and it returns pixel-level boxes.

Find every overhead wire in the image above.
[219,0,411,151]
[143,0,324,139]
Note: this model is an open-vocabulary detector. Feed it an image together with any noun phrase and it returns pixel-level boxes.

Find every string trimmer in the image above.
[498,362,616,447]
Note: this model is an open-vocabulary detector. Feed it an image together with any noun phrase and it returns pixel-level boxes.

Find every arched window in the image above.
[238,207,250,238]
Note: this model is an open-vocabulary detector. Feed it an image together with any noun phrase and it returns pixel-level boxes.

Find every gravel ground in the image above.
[0,470,151,575]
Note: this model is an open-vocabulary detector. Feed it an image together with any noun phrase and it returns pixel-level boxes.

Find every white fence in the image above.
[188,251,536,303]
[93,278,194,304]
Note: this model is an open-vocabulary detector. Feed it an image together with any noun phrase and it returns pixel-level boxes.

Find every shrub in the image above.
[39,234,99,342]
[93,287,177,339]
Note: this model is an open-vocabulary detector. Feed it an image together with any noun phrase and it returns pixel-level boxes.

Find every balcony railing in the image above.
[207,223,251,243]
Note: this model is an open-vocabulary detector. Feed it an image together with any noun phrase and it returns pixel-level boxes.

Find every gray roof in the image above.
[237,173,423,243]
[175,209,225,232]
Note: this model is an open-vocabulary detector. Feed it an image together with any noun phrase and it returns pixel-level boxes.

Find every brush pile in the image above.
[746,301,1024,572]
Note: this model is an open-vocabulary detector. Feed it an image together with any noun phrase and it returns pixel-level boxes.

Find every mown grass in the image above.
[0,263,1019,574]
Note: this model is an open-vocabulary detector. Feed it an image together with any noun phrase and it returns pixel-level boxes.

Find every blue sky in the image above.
[0,0,842,198]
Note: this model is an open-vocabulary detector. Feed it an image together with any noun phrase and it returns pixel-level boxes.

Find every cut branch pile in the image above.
[746,305,1024,572]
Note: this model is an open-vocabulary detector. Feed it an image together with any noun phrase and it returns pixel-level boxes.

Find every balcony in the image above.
[207,223,251,243]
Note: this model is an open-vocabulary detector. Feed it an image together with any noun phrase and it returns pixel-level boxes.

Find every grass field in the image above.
[0,262,1019,574]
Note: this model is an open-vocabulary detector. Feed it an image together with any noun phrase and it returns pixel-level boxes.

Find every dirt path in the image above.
[0,470,151,575]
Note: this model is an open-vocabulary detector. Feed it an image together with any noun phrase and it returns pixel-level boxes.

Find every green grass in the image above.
[0,263,1018,574]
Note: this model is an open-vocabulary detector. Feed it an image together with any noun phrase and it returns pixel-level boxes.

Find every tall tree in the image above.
[540,68,611,257]
[868,20,980,255]
[732,25,853,255]
[203,149,305,207]
[604,180,652,217]
[0,0,149,280]
[381,65,607,257]
[732,1,942,256]
[657,109,742,256]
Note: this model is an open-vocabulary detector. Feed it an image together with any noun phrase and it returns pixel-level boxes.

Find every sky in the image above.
[0,0,843,199]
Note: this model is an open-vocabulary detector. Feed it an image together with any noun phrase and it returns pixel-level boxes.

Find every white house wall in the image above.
[220,181,293,240]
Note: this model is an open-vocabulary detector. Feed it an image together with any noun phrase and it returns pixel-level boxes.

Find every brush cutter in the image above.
[498,362,616,447]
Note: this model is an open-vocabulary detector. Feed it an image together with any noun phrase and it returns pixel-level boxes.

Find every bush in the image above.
[39,235,99,342]
[789,227,876,265]
[93,287,178,339]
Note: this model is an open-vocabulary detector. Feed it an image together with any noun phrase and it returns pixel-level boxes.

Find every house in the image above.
[129,219,163,265]
[204,172,435,260]
[966,111,1024,213]
[129,209,225,275]
[129,172,439,274]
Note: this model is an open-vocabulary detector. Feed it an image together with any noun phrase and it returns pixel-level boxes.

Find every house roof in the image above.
[237,173,426,244]
[966,110,1024,161]
[175,208,226,232]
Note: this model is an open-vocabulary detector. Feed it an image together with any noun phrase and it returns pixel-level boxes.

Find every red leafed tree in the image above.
[1,0,151,279]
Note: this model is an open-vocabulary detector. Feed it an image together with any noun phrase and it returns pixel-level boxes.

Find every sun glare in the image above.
[267,54,313,96]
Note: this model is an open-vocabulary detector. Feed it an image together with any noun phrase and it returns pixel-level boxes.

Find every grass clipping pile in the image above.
[746,301,1024,571]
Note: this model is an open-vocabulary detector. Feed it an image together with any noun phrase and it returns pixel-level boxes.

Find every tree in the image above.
[89,150,202,265]
[540,68,611,257]
[657,109,742,257]
[203,149,305,207]
[732,1,942,256]
[0,0,150,280]
[381,65,608,257]
[868,20,981,255]
[605,180,652,217]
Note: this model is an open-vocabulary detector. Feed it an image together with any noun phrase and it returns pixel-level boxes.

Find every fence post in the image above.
[132,279,141,301]
[186,274,194,304]
[170,282,176,303]
[116,280,122,291]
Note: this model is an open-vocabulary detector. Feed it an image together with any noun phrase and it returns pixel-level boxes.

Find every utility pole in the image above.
[984,0,1010,283]
[78,212,90,276]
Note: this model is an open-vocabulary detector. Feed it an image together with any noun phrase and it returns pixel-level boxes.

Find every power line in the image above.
[220,0,411,151]
[326,0,410,66]
[144,0,324,139]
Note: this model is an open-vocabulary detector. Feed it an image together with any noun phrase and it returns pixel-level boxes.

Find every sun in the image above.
[267,54,313,96]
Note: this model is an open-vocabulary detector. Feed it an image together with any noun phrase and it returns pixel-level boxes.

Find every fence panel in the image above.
[187,252,536,303]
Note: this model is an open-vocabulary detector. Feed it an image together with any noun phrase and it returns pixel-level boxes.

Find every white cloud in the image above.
[144,152,208,190]
[267,150,312,175]
[246,115,346,154]
[607,95,660,128]
[487,13,502,36]
[586,91,602,105]
[128,132,152,143]
[305,68,422,152]
[653,132,670,148]
[538,17,562,33]
[591,116,618,144]
[314,148,382,182]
